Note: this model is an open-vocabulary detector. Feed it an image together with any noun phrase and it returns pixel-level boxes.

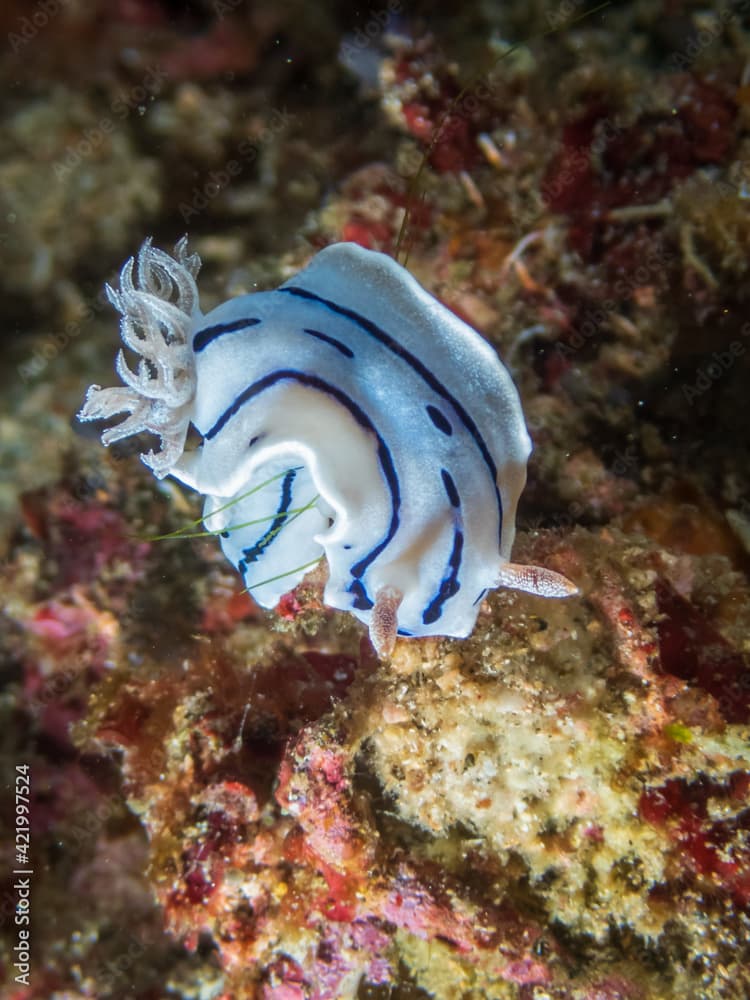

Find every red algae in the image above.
[542,75,738,261]
[384,37,486,176]
[21,486,150,588]
[656,579,750,724]
[640,774,750,906]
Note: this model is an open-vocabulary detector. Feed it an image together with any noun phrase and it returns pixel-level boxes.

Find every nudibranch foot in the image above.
[495,562,579,599]
[80,237,579,649]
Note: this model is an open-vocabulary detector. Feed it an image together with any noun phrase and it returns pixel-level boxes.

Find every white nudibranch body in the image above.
[79,239,577,656]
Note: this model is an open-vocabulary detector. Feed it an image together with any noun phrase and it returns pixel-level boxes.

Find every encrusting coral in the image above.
[67,521,750,999]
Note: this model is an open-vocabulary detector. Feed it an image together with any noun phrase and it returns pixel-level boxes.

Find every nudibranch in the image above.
[79,239,577,656]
